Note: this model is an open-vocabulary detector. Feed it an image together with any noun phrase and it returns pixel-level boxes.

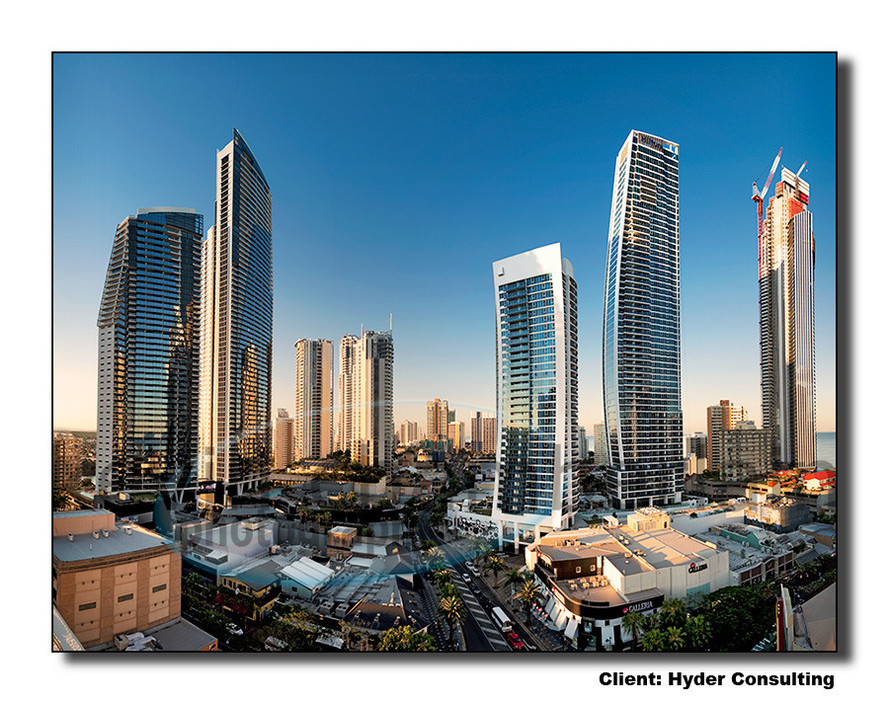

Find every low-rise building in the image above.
[705,524,794,586]
[524,509,730,651]
[52,509,181,648]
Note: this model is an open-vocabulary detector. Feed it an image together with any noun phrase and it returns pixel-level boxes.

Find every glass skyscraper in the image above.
[492,243,578,550]
[199,129,273,501]
[96,207,203,496]
[602,130,683,510]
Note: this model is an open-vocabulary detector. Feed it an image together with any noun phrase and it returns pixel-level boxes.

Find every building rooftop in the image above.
[145,617,217,652]
[53,524,172,562]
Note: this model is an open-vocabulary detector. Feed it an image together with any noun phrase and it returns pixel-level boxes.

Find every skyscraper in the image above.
[602,130,683,510]
[338,330,394,468]
[294,338,334,460]
[759,165,816,470]
[492,243,578,550]
[706,399,748,474]
[97,207,203,496]
[426,398,449,452]
[470,411,483,453]
[199,129,273,501]
[337,334,358,453]
[273,409,294,469]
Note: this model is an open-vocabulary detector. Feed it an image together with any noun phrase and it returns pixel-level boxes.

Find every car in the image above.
[227,624,244,636]
[506,631,524,650]
[461,573,472,583]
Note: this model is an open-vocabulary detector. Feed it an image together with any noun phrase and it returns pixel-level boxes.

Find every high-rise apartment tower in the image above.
[492,243,578,549]
[338,330,394,468]
[759,165,816,470]
[602,130,683,510]
[199,129,273,501]
[294,338,334,461]
[97,207,203,496]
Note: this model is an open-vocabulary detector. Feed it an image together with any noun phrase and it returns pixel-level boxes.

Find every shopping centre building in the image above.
[524,508,729,650]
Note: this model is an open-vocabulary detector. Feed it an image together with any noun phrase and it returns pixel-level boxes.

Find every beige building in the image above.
[399,420,419,446]
[339,330,394,468]
[707,400,748,473]
[426,399,449,451]
[52,509,181,648]
[53,432,82,491]
[273,409,295,469]
[295,338,334,460]
[482,416,497,455]
[716,420,771,481]
[448,420,465,451]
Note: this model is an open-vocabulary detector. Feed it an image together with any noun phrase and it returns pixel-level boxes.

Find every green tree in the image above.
[438,595,465,650]
[503,568,526,594]
[684,614,711,651]
[621,610,645,651]
[513,578,542,624]
[483,554,506,588]
[377,625,436,652]
[666,626,685,651]
[658,598,688,629]
[641,627,667,652]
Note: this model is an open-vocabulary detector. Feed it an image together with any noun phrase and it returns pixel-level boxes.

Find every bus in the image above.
[491,606,513,633]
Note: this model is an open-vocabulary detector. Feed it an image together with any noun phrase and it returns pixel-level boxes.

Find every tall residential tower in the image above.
[337,330,394,468]
[492,243,578,550]
[97,207,203,496]
[602,130,683,510]
[294,338,334,461]
[199,129,273,501]
[759,165,816,470]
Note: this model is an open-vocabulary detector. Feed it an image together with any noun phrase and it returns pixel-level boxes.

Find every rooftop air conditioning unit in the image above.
[67,534,74,542]
[92,531,99,539]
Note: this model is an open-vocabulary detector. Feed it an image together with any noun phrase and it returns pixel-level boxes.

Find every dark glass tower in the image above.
[96,207,203,496]
[603,130,683,510]
[199,129,273,501]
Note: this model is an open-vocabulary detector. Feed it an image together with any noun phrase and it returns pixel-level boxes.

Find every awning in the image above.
[564,618,579,641]
[544,596,555,615]
[546,599,559,621]
[554,610,568,631]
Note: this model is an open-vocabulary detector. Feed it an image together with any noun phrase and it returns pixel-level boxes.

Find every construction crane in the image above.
[752,147,783,241]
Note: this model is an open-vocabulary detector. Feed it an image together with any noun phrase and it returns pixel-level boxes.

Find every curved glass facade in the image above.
[96,208,203,494]
[200,129,273,494]
[603,131,683,509]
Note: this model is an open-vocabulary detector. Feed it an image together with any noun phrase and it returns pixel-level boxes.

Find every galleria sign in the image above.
[688,562,708,574]
[623,600,654,614]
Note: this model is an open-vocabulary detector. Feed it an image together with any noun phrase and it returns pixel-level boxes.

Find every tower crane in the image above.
[752,147,783,240]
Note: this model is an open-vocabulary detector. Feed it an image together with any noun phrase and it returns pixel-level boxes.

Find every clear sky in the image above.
[52,52,836,435]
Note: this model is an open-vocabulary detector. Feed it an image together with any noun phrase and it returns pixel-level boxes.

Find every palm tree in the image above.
[432,569,453,591]
[621,610,644,651]
[483,554,506,588]
[641,627,667,652]
[658,598,687,629]
[513,578,542,624]
[425,547,446,571]
[666,626,685,651]
[684,614,711,651]
[378,625,436,652]
[438,595,465,650]
[503,568,525,595]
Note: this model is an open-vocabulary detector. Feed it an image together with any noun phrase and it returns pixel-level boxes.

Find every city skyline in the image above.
[53,53,837,437]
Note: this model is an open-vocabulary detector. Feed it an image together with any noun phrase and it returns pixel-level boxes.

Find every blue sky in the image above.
[52,52,836,434]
